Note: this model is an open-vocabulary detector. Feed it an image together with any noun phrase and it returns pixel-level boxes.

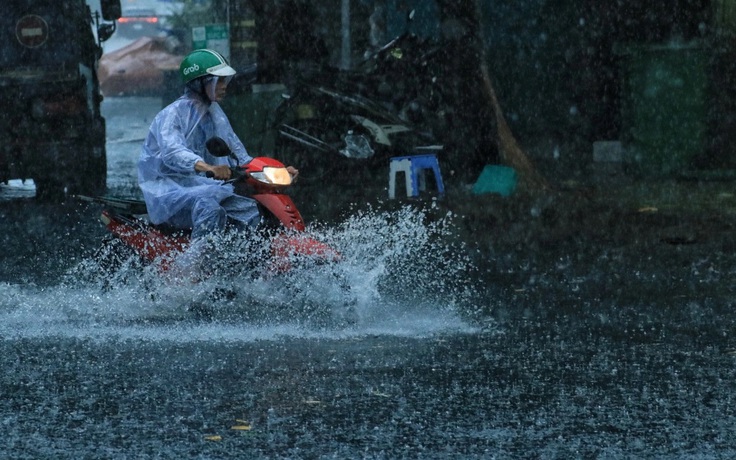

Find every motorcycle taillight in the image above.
[118,16,159,24]
[31,92,87,119]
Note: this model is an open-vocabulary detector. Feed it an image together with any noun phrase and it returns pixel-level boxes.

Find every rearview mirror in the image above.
[206,137,234,158]
[97,23,116,42]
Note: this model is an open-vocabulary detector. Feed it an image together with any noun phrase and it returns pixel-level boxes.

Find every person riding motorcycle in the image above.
[137,49,298,241]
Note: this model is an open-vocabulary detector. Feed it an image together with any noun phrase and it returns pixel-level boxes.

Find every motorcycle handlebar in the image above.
[205,167,247,182]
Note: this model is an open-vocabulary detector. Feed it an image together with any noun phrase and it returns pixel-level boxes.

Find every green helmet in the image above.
[179,49,236,84]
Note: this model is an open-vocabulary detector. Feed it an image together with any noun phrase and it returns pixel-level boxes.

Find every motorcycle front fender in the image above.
[253,193,306,231]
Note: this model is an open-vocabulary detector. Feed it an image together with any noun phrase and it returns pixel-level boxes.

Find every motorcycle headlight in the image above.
[250,166,292,186]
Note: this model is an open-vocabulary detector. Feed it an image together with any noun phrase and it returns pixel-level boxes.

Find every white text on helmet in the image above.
[183,63,200,75]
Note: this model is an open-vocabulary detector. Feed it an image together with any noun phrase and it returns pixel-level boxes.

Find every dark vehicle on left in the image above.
[1,0,121,199]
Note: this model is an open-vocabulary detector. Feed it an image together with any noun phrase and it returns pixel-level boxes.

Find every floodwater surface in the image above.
[1,97,735,458]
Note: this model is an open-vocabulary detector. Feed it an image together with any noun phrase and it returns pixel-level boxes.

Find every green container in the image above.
[472,165,517,197]
[619,43,708,176]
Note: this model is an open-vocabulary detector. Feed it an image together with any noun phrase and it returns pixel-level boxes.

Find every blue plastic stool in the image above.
[388,154,445,199]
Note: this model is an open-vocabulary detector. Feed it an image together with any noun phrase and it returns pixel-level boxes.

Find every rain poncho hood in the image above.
[138,85,255,229]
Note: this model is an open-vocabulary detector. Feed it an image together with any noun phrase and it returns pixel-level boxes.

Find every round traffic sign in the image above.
[16,14,49,48]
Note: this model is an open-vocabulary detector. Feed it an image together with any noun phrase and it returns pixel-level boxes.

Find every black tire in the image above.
[34,146,107,201]
[67,148,108,196]
[33,177,66,202]
[68,119,108,197]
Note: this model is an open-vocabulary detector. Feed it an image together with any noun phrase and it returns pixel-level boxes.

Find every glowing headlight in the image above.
[250,167,292,185]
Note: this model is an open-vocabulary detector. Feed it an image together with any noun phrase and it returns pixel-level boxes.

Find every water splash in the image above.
[0,206,481,341]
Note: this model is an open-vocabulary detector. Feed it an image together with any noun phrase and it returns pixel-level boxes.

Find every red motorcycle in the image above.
[81,137,340,279]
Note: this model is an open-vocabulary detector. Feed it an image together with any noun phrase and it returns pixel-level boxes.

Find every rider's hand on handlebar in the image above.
[196,161,232,180]
[209,165,232,180]
[287,166,299,182]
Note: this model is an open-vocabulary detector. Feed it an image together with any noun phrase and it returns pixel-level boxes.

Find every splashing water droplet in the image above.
[1,206,481,340]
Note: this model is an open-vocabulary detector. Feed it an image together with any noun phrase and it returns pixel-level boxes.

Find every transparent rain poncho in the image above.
[138,83,260,239]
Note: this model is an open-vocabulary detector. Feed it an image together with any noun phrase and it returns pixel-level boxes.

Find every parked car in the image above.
[117,0,183,38]
[118,6,160,38]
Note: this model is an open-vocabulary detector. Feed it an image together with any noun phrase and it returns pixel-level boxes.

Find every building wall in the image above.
[481,0,716,165]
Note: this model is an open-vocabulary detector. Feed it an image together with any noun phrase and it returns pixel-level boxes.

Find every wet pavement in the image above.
[2,97,736,458]
[3,316,736,458]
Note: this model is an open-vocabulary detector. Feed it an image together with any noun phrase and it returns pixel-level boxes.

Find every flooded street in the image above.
[3,315,736,458]
[2,97,736,458]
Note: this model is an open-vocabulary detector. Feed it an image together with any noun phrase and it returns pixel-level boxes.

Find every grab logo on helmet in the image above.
[182,63,200,76]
